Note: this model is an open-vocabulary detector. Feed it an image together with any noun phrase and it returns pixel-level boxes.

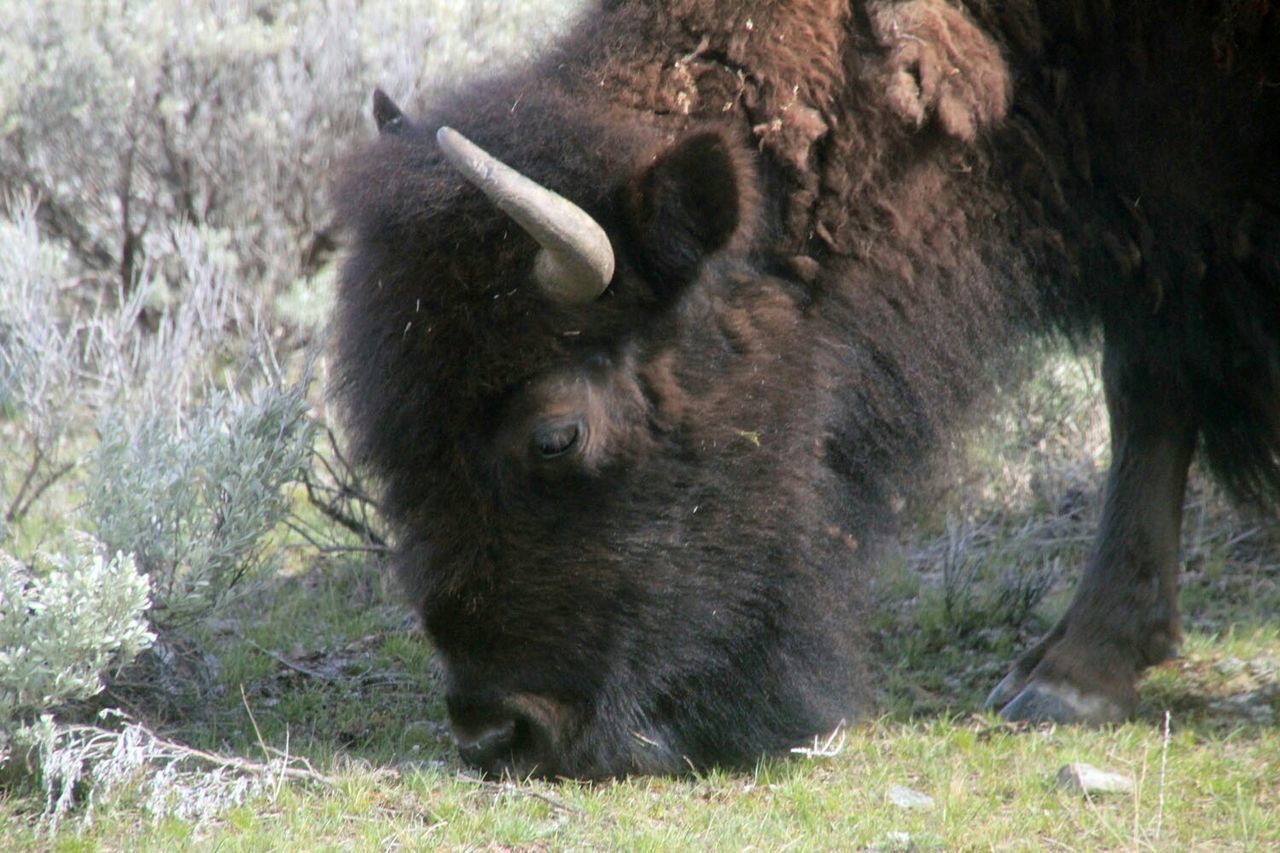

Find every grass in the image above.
[6,692,1279,848]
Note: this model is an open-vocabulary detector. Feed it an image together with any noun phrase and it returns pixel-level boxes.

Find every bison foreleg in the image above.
[988,337,1196,723]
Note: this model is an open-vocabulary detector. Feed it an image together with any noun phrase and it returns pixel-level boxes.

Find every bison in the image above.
[331,0,1280,778]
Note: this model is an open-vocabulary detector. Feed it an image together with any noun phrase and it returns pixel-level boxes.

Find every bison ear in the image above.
[622,130,756,296]
[373,88,407,135]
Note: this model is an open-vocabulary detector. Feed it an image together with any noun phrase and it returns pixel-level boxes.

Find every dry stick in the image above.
[4,437,77,524]
[245,638,344,682]
[275,727,291,803]
[297,476,388,548]
[1134,740,1146,847]
[8,460,77,523]
[4,445,44,523]
[300,426,388,548]
[56,722,338,787]
[459,775,586,816]
[243,639,409,689]
[241,684,273,767]
[283,517,388,556]
[235,690,330,787]
[1156,711,1171,840]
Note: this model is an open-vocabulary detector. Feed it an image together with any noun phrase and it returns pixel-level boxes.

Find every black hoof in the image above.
[997,680,1129,725]
[983,670,1027,711]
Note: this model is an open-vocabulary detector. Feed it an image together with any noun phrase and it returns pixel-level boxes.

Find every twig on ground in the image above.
[241,684,273,766]
[245,638,344,682]
[51,719,339,788]
[1156,710,1171,839]
[790,721,847,758]
[460,774,587,816]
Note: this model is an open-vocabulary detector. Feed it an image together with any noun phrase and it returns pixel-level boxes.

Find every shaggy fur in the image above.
[332,0,1280,776]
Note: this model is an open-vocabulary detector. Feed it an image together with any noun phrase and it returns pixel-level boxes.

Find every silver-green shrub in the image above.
[0,539,154,727]
[88,381,314,629]
[0,196,312,800]
[0,194,85,533]
[0,0,586,309]
[0,194,76,419]
[2,185,315,630]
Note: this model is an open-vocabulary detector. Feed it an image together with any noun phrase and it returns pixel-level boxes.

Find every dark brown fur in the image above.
[332,0,1280,776]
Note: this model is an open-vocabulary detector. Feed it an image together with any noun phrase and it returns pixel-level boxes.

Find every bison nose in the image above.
[451,716,518,770]
[447,689,568,776]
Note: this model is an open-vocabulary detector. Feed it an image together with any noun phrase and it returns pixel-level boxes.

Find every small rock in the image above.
[887,784,935,810]
[1215,657,1247,677]
[395,759,446,776]
[1055,762,1134,796]
[1250,656,1279,679]
[1209,693,1276,724]
[873,831,915,852]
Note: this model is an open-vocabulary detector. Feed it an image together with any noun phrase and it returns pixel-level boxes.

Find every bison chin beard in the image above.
[446,621,866,780]
[585,663,863,779]
[458,689,857,780]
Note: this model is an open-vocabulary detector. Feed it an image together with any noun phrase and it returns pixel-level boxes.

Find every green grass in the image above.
[7,707,1279,849]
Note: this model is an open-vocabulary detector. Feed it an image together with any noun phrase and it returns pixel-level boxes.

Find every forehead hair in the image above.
[332,84,678,476]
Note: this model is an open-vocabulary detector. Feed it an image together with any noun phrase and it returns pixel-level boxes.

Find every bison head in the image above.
[333,87,872,778]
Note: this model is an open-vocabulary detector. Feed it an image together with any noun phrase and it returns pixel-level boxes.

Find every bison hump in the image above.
[867,0,1011,142]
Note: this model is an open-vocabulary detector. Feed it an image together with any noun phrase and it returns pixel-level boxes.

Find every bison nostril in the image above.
[447,692,566,776]
[452,717,518,770]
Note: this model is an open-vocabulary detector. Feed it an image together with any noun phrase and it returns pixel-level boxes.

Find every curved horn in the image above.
[436,127,615,305]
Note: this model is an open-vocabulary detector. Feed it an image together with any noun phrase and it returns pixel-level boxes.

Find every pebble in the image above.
[886,784,935,810]
[1055,762,1134,796]
[1215,657,1247,677]
[873,831,915,852]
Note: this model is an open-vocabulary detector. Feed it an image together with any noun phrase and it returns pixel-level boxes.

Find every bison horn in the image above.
[436,127,615,305]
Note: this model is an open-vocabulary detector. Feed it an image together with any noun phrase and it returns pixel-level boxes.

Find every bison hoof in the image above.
[982,670,1029,711]
[994,679,1130,725]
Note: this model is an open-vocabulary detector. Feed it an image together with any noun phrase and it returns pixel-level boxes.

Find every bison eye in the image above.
[531,418,583,459]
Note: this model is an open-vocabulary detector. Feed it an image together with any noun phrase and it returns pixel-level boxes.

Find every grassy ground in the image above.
[6,581,1278,850]
[14,714,1280,850]
[3,349,1278,851]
